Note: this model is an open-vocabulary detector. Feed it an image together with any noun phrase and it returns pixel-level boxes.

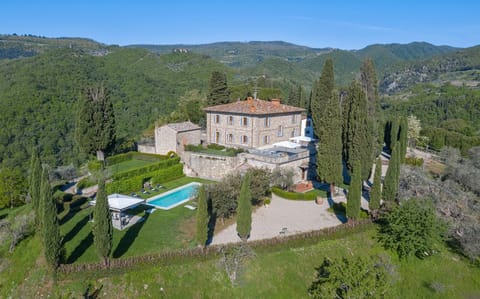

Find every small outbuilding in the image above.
[138,121,201,155]
[90,193,145,230]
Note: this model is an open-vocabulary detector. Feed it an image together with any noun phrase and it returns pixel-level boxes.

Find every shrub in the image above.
[378,199,447,259]
[207,143,225,150]
[106,176,144,194]
[271,187,316,200]
[309,256,391,299]
[405,157,424,167]
[53,190,73,203]
[76,177,97,190]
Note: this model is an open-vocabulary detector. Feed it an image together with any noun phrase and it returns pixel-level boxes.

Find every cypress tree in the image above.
[389,118,399,152]
[360,59,381,163]
[29,148,42,223]
[288,84,303,108]
[195,185,209,247]
[207,71,230,106]
[398,116,408,163]
[346,160,362,221]
[41,167,62,269]
[369,157,382,212]
[93,177,113,268]
[75,84,116,161]
[312,59,343,194]
[343,81,371,180]
[236,174,252,242]
[383,141,400,201]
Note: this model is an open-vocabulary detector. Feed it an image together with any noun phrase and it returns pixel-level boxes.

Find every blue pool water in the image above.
[147,182,200,210]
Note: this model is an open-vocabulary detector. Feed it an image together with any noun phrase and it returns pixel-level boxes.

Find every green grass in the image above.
[52,227,480,298]
[107,158,153,175]
[61,176,215,264]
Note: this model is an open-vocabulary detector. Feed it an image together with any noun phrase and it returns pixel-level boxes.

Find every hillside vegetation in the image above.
[0,46,229,169]
[1,35,479,170]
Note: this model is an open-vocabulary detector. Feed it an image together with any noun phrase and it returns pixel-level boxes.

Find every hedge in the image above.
[88,152,177,171]
[150,164,184,184]
[271,187,317,201]
[106,163,185,194]
[112,157,181,180]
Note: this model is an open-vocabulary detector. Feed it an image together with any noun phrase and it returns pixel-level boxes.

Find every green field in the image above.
[3,225,479,298]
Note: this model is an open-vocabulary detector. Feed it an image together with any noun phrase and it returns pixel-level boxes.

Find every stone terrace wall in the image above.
[182,151,241,180]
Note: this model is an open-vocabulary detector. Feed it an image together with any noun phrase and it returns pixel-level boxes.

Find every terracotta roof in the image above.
[166,121,200,132]
[203,98,305,115]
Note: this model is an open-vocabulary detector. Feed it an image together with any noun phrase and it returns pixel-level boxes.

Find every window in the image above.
[277,125,283,137]
[242,117,249,127]
[214,114,220,124]
[263,135,270,144]
[228,116,234,125]
[241,135,248,144]
[292,114,297,124]
[215,131,220,143]
[264,116,270,128]
[291,128,297,138]
[227,133,234,143]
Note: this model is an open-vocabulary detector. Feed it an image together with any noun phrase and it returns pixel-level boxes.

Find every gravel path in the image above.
[211,194,343,245]
[211,156,387,245]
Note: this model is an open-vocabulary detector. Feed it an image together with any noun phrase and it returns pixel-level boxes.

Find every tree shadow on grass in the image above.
[67,231,93,263]
[63,214,90,245]
[206,211,217,246]
[112,213,150,258]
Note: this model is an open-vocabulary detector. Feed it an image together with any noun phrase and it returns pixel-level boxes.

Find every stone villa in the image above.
[139,98,316,182]
[204,97,305,148]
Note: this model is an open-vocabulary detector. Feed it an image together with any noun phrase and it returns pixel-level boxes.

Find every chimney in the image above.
[247,96,254,104]
[271,98,281,106]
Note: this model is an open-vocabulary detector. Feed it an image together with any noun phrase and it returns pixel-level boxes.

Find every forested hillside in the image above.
[384,84,480,153]
[0,47,229,169]
[0,34,108,59]
[1,35,479,170]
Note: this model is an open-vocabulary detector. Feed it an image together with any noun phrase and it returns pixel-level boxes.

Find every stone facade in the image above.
[204,98,305,148]
[138,121,201,155]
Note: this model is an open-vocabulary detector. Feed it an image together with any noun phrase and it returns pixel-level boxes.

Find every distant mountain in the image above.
[0,34,109,59]
[130,40,464,88]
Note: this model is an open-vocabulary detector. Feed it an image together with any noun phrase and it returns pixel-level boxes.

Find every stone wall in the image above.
[137,144,156,154]
[182,146,316,183]
[176,130,201,155]
[182,151,241,180]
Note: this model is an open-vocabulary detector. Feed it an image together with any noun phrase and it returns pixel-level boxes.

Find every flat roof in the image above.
[91,194,145,212]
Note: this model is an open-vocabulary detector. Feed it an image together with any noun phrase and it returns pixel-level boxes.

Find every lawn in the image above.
[107,158,153,175]
[60,177,214,264]
[52,227,480,298]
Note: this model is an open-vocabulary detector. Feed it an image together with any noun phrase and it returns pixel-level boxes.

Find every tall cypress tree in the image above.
[369,157,382,213]
[236,174,252,242]
[346,160,362,221]
[398,116,408,163]
[195,185,209,247]
[360,59,381,162]
[312,59,343,194]
[383,141,400,201]
[93,177,113,268]
[388,118,399,152]
[41,167,62,268]
[29,148,42,223]
[75,84,116,161]
[207,71,230,106]
[342,81,371,180]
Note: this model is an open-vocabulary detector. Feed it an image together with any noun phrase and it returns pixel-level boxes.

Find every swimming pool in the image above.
[146,182,201,210]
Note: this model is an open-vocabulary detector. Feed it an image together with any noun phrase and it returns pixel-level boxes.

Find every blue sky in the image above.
[2,1,479,49]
